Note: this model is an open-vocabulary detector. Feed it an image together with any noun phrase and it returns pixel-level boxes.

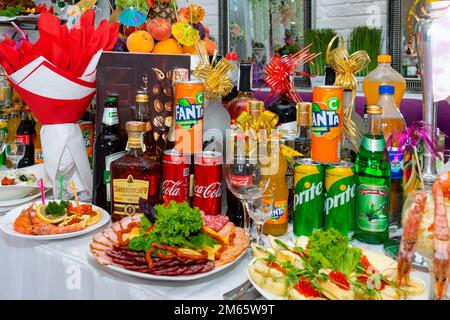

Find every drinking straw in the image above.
[70,181,81,215]
[37,178,45,204]
[59,174,63,201]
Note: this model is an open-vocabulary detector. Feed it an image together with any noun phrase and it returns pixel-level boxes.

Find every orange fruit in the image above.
[126,31,154,53]
[203,38,218,56]
[183,45,198,55]
[152,38,183,54]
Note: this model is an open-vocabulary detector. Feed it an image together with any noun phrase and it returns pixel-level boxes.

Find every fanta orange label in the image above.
[174,81,205,154]
[311,86,344,163]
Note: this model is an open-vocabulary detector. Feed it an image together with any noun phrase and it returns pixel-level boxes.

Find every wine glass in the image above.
[5,143,25,169]
[250,188,274,246]
[225,156,271,239]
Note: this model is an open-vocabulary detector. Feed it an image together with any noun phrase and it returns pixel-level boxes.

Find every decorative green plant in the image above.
[305,28,337,76]
[349,26,382,77]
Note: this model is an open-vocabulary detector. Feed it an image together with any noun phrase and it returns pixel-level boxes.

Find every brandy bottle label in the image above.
[112,175,149,216]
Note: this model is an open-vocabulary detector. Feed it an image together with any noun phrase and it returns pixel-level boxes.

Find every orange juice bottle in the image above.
[262,137,289,236]
[363,55,406,108]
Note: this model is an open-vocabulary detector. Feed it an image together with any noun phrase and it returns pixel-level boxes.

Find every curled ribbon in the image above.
[235,110,302,161]
[192,40,234,100]
[263,44,321,103]
[326,35,371,91]
[326,35,371,153]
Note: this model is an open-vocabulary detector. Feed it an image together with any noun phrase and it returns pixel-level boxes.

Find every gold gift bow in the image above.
[192,41,234,100]
[326,35,371,153]
[235,110,302,161]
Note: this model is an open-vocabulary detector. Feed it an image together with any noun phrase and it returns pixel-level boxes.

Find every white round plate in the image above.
[247,257,430,300]
[91,250,247,282]
[0,201,110,240]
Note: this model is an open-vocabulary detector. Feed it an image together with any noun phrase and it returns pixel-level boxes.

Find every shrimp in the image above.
[14,202,35,235]
[432,181,449,300]
[396,191,427,286]
[13,203,36,235]
[32,223,85,235]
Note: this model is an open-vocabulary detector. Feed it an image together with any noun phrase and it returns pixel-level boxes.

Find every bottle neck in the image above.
[366,113,383,136]
[135,101,150,122]
[296,125,310,139]
[127,132,144,155]
[102,107,120,132]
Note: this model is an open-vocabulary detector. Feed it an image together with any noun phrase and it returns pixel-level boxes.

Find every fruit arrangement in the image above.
[0,2,53,17]
[119,1,218,55]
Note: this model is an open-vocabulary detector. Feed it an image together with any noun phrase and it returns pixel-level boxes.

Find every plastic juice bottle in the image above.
[363,55,406,108]
[377,85,406,230]
[354,105,391,245]
[262,137,289,236]
[7,106,20,143]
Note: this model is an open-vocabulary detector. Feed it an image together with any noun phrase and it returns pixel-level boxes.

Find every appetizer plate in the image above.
[247,256,430,301]
[0,188,51,211]
[0,201,110,240]
[91,250,247,282]
[0,185,39,201]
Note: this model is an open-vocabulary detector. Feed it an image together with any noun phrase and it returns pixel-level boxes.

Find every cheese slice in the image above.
[122,227,141,243]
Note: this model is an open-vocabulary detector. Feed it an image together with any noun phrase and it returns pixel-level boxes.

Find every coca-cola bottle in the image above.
[17,109,35,168]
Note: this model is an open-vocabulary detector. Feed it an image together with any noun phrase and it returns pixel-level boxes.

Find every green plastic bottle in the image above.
[354,105,391,245]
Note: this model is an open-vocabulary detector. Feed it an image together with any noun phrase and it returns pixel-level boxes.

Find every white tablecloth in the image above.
[0,230,251,300]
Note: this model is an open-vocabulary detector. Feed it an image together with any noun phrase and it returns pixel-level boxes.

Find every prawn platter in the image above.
[0,201,110,240]
[90,201,250,280]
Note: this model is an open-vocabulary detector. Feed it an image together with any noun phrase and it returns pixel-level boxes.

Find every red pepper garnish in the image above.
[329,271,350,290]
[267,261,286,274]
[1,177,15,185]
[295,277,321,298]
[360,255,373,271]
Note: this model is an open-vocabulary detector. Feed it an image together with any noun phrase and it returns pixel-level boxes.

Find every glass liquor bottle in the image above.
[354,105,391,245]
[227,63,258,122]
[93,96,126,212]
[110,121,161,222]
[295,102,312,158]
[134,91,156,159]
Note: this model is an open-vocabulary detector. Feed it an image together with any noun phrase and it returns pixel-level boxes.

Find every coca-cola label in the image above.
[16,134,31,145]
[229,175,252,187]
[161,180,187,199]
[194,182,222,199]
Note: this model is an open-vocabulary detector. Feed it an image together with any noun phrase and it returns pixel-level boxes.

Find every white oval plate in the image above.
[91,250,247,282]
[247,257,430,300]
[0,201,110,240]
[0,185,39,201]
[0,188,51,210]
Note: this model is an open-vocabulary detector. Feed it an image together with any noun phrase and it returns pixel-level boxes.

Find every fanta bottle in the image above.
[262,137,289,236]
[362,55,406,108]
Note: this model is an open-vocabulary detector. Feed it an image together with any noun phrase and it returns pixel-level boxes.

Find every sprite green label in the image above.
[293,159,324,236]
[324,163,356,236]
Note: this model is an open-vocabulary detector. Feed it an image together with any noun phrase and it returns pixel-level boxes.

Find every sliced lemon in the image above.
[35,204,67,224]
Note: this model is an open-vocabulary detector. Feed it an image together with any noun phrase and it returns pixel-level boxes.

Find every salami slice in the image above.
[202,215,230,232]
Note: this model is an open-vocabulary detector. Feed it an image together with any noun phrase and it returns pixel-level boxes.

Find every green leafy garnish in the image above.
[44,201,69,217]
[306,229,362,276]
[129,201,217,252]
[0,6,24,17]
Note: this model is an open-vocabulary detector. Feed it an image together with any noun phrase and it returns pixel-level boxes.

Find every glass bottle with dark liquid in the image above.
[134,91,156,159]
[17,109,35,168]
[93,96,126,211]
[110,121,161,222]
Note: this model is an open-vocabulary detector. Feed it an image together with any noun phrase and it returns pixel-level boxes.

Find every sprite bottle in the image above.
[354,105,391,245]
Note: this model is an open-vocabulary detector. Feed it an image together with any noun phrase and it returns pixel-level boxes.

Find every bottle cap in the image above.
[366,105,382,115]
[135,92,149,103]
[296,102,312,126]
[379,85,395,95]
[226,52,238,61]
[126,121,146,133]
[378,55,392,64]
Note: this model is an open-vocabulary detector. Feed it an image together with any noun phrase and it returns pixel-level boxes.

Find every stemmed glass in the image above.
[225,154,271,243]
[5,142,25,169]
